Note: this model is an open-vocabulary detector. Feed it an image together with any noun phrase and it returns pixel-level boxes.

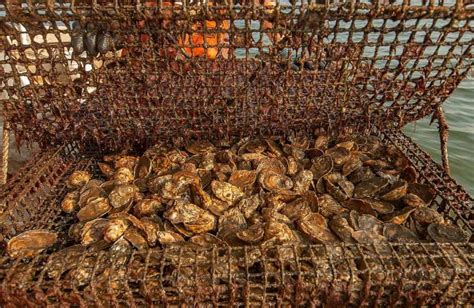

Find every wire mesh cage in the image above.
[0,0,473,305]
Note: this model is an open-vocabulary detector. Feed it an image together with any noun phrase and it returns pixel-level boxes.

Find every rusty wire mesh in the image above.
[0,128,472,306]
[0,0,473,305]
[0,0,473,150]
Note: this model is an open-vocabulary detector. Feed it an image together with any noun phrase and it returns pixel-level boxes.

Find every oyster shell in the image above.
[236,224,265,244]
[402,193,426,208]
[380,180,408,201]
[310,155,333,180]
[342,155,362,176]
[98,163,114,178]
[427,223,469,243]
[383,223,419,243]
[293,170,313,194]
[237,194,262,219]
[318,194,347,218]
[329,214,355,243]
[81,218,109,246]
[412,207,445,225]
[113,167,134,185]
[211,180,244,204]
[124,226,148,249]
[326,147,350,167]
[284,156,299,176]
[134,156,152,179]
[228,170,257,190]
[353,177,389,198]
[342,199,377,216]
[189,233,228,247]
[348,167,374,184]
[61,190,80,213]
[104,218,130,243]
[280,198,311,221]
[133,197,163,217]
[157,231,185,245]
[77,197,111,221]
[296,213,339,244]
[67,171,91,189]
[382,207,416,225]
[109,184,140,208]
[264,220,297,243]
[259,171,293,193]
[7,230,58,258]
[186,140,216,154]
[408,183,436,205]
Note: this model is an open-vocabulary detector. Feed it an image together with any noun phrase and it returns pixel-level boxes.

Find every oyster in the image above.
[124,227,148,249]
[348,167,374,184]
[77,197,111,221]
[363,198,394,215]
[329,214,355,243]
[427,223,469,243]
[134,156,152,178]
[314,135,329,150]
[351,230,386,245]
[236,223,265,244]
[353,177,389,198]
[383,207,416,225]
[81,218,109,246]
[296,213,339,244]
[186,140,216,154]
[190,233,227,247]
[265,138,284,156]
[324,173,354,201]
[342,155,362,176]
[264,220,297,243]
[280,198,311,221]
[104,218,130,243]
[164,201,216,234]
[412,207,445,225]
[256,158,286,174]
[113,167,134,185]
[157,230,185,245]
[109,184,140,208]
[318,194,347,218]
[217,208,247,245]
[228,170,257,190]
[284,156,299,176]
[383,223,419,243]
[133,197,163,217]
[7,230,57,258]
[380,180,408,201]
[342,199,377,216]
[259,171,293,193]
[408,183,435,205]
[98,163,114,178]
[61,190,80,213]
[67,171,91,189]
[114,156,138,171]
[237,194,262,219]
[402,193,426,208]
[310,155,333,180]
[326,147,350,167]
[293,170,313,194]
[211,180,244,204]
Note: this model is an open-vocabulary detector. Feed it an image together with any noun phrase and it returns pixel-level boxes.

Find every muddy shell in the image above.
[348,167,374,184]
[113,167,135,185]
[104,218,130,243]
[293,170,313,194]
[329,214,355,243]
[342,199,378,216]
[280,198,311,221]
[310,155,333,180]
[403,193,426,208]
[408,183,436,205]
[7,230,58,258]
[380,180,408,201]
[264,220,297,243]
[134,156,152,179]
[124,227,148,249]
[412,207,445,225]
[383,207,416,225]
[157,230,185,246]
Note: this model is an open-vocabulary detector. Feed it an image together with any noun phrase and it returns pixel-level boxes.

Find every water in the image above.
[404,77,474,195]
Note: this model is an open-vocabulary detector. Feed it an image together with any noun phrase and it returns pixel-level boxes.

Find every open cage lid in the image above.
[0,0,473,151]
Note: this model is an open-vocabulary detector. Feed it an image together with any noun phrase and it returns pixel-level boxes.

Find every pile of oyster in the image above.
[7,134,469,258]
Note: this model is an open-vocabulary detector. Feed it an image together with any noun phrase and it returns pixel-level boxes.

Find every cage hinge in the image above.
[430,105,450,175]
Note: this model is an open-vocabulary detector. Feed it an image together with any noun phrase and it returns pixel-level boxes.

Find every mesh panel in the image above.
[1,1,473,149]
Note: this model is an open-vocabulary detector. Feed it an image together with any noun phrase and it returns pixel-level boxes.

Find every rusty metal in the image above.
[431,105,450,175]
[0,0,473,305]
[1,121,9,185]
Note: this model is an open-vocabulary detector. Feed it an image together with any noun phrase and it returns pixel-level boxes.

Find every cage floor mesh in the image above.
[0,128,472,306]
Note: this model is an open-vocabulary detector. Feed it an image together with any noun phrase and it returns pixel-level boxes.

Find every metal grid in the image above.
[0,128,472,306]
[0,1,473,150]
[0,0,473,305]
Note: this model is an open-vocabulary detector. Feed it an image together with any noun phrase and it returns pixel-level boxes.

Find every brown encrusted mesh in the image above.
[0,129,472,306]
[0,0,473,150]
[1,0,473,305]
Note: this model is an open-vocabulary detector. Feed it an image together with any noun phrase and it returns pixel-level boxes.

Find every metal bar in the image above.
[1,121,9,186]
